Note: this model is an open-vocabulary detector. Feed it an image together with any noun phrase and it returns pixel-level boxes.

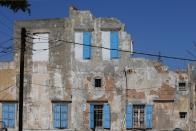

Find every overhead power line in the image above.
[0,85,15,93]
[26,34,196,62]
[0,19,13,31]
[24,81,176,92]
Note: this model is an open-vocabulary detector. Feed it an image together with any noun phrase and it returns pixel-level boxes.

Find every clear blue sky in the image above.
[0,0,196,70]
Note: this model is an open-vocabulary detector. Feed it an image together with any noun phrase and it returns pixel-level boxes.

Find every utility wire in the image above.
[26,34,196,62]
[0,38,13,49]
[0,30,12,37]
[0,11,13,24]
[0,85,15,94]
[0,19,13,31]
[24,81,176,92]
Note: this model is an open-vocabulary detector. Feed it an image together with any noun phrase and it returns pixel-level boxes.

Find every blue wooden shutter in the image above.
[2,103,15,128]
[145,104,153,128]
[60,104,68,128]
[8,104,15,128]
[83,32,91,59]
[2,104,9,128]
[89,104,94,128]
[110,32,119,59]
[103,103,110,129]
[126,103,133,128]
[53,104,61,128]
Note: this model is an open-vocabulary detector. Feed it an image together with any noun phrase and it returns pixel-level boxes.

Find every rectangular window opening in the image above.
[178,82,186,91]
[95,79,102,87]
[53,103,68,129]
[179,112,187,118]
[94,105,103,128]
[133,105,145,129]
[2,103,15,128]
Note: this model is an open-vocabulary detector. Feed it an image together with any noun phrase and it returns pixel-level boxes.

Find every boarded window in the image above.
[110,31,119,59]
[102,31,119,60]
[75,32,91,60]
[33,33,49,62]
[53,103,68,129]
[2,103,15,128]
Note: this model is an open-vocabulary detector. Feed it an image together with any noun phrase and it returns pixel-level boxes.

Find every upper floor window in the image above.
[179,112,187,118]
[94,78,102,88]
[2,103,16,128]
[32,33,49,62]
[75,32,92,60]
[178,82,187,91]
[102,31,119,60]
[126,104,153,129]
[53,103,68,129]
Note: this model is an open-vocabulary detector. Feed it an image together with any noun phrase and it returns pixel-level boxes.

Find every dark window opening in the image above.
[94,105,103,128]
[133,105,145,128]
[95,79,102,87]
[179,82,186,91]
[179,112,187,118]
[179,82,186,87]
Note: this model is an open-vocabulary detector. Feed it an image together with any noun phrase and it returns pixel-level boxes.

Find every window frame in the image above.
[178,81,187,91]
[2,102,16,128]
[94,78,102,88]
[93,104,104,128]
[133,104,145,129]
[89,102,110,129]
[179,112,187,119]
[52,102,69,129]
[126,104,153,129]
[74,31,92,60]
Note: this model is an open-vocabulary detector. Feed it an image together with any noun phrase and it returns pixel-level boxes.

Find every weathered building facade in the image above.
[0,6,195,131]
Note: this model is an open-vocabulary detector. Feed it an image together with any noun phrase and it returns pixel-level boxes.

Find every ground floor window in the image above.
[89,103,110,129]
[2,103,16,128]
[94,105,103,128]
[53,103,68,129]
[133,105,145,128]
[126,104,153,129]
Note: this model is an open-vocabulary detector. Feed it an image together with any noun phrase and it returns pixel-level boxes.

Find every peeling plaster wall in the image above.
[0,62,16,130]
[10,6,194,131]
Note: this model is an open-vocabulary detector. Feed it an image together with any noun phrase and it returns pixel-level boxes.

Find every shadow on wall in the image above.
[173,128,182,131]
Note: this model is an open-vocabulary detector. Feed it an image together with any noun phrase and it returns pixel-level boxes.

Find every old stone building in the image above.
[0,6,195,131]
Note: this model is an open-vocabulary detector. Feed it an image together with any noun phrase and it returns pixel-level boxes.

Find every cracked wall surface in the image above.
[0,6,194,131]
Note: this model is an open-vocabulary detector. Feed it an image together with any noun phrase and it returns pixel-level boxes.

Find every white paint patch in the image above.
[33,34,49,62]
[102,31,110,60]
[54,71,62,87]
[75,32,83,61]
[53,71,65,99]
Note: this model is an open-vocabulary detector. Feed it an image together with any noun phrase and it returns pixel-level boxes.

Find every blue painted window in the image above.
[2,103,15,128]
[103,103,110,128]
[89,103,110,129]
[83,32,91,59]
[126,103,133,128]
[89,104,94,128]
[110,32,119,59]
[145,104,153,128]
[126,104,153,129]
[53,103,68,129]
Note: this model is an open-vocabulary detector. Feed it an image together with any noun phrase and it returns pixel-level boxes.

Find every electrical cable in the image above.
[26,34,196,62]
